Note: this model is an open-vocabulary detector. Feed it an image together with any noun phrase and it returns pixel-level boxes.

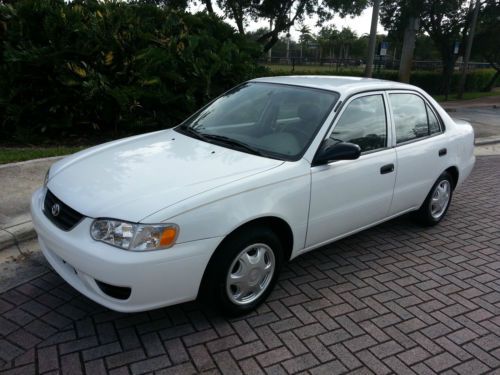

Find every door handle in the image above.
[380,164,394,174]
[439,148,447,157]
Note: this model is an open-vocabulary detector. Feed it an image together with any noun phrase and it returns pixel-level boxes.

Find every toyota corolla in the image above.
[31,76,475,315]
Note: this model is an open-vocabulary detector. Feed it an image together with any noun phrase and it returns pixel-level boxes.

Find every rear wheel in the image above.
[413,172,453,226]
[201,226,283,316]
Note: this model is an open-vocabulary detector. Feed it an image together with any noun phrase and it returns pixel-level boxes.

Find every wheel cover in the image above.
[430,180,451,220]
[226,243,276,305]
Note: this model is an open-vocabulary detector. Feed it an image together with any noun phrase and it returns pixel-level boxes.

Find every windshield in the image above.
[176,82,339,161]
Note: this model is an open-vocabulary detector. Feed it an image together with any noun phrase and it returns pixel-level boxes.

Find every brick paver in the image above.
[1,156,499,374]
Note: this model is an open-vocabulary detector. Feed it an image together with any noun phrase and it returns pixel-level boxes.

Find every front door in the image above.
[306,92,396,248]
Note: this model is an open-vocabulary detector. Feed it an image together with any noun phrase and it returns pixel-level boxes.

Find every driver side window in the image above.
[330,94,387,152]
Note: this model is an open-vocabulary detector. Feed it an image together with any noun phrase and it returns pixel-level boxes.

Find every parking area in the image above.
[442,95,500,140]
[1,155,499,375]
[449,107,500,139]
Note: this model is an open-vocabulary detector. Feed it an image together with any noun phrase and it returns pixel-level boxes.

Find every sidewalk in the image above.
[0,157,61,250]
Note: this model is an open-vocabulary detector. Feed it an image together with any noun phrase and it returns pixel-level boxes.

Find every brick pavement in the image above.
[0,155,499,375]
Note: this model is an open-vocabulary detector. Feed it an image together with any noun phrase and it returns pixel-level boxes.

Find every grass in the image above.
[264,64,364,73]
[0,146,85,165]
[434,90,500,102]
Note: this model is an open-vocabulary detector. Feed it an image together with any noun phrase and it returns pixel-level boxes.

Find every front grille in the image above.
[43,190,84,231]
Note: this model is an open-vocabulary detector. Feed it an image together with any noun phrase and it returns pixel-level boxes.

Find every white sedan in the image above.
[31,76,475,315]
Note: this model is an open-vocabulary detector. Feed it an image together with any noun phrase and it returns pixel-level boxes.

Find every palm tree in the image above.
[338,27,357,61]
[317,26,339,63]
[297,25,312,60]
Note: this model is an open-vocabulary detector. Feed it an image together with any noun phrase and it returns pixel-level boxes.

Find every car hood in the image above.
[47,129,283,222]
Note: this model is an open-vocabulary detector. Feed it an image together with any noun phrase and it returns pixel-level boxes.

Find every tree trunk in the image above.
[458,0,480,98]
[398,17,418,83]
[257,5,302,54]
[441,55,456,100]
[267,18,273,62]
[365,0,381,77]
[228,3,245,35]
[258,30,280,54]
[234,17,245,35]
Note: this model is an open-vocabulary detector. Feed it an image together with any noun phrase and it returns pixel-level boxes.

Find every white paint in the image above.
[31,76,475,312]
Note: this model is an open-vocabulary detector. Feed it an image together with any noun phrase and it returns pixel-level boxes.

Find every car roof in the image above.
[249,75,419,97]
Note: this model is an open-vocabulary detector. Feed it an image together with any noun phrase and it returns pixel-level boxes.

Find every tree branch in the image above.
[201,0,214,14]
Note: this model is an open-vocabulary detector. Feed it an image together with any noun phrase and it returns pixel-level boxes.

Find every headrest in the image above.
[298,103,321,124]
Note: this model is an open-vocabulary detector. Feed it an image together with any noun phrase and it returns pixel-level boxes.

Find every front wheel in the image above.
[413,172,453,226]
[201,226,283,316]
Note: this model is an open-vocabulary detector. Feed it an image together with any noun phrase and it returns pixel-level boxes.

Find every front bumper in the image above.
[31,188,222,312]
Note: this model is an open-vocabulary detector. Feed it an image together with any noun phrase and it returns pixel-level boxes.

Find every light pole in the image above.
[286,32,291,64]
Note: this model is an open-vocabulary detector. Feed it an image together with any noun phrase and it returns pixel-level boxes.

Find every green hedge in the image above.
[0,0,264,143]
[266,68,497,95]
[0,0,496,145]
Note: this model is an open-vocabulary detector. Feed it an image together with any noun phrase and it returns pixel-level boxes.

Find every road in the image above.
[441,95,500,140]
[0,155,499,374]
[448,107,500,139]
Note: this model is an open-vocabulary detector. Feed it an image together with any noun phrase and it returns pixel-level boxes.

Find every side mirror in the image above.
[312,139,361,166]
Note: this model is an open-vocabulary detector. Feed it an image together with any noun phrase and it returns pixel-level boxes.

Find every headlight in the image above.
[90,219,178,251]
[43,168,50,188]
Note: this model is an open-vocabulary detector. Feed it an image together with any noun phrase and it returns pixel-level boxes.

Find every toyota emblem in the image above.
[51,203,60,217]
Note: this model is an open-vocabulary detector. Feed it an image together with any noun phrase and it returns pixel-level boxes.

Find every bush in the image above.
[0,0,263,143]
[411,69,496,94]
[265,67,497,95]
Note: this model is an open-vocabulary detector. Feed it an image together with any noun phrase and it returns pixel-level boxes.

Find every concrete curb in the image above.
[0,229,15,250]
[475,136,500,146]
[444,105,499,112]
[0,219,36,251]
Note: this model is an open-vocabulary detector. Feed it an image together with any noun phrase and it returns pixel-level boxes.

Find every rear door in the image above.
[387,91,449,215]
[306,92,397,247]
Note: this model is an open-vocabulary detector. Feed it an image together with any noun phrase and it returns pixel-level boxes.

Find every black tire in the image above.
[413,171,453,226]
[200,225,284,316]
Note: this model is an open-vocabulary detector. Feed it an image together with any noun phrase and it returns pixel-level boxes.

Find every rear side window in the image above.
[427,104,442,134]
[330,94,387,152]
[390,93,429,143]
[390,94,443,143]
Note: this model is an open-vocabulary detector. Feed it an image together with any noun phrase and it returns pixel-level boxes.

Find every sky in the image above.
[319,7,386,37]
[189,4,386,41]
[251,7,387,40]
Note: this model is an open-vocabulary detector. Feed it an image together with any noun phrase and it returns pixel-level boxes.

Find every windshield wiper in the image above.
[179,127,266,157]
[180,126,207,141]
[201,134,266,157]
